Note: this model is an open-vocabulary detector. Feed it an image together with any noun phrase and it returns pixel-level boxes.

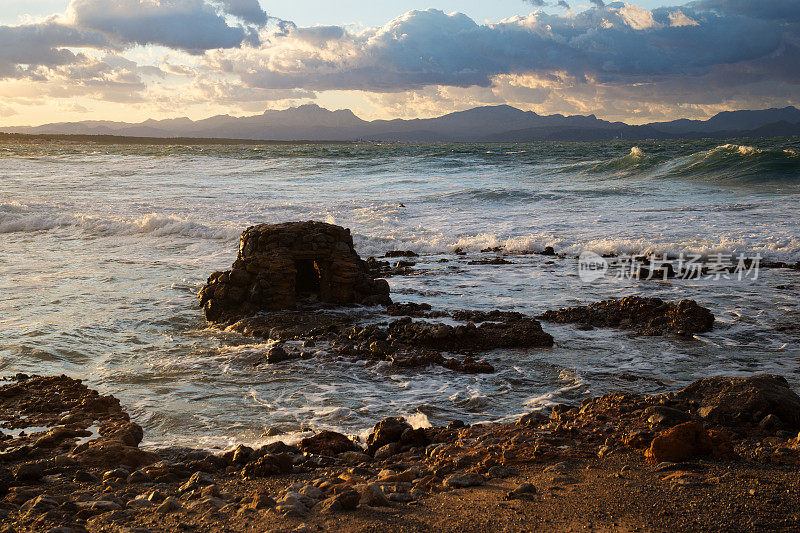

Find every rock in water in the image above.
[198,221,392,322]
[539,296,714,336]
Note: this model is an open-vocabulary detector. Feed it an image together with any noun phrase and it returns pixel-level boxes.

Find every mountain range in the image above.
[3,104,800,142]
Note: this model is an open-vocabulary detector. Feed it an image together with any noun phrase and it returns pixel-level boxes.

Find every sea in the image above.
[1,138,799,450]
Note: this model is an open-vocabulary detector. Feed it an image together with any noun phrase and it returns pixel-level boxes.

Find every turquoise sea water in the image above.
[1,138,799,449]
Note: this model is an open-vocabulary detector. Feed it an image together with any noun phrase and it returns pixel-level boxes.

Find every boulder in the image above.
[645,421,713,463]
[199,221,392,322]
[367,417,412,453]
[299,431,359,456]
[677,375,800,429]
[72,440,160,470]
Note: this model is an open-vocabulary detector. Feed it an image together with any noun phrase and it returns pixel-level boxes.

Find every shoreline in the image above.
[1,373,798,532]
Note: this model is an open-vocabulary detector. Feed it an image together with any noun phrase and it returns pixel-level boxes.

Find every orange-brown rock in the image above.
[299,430,359,456]
[645,421,714,463]
[72,440,160,470]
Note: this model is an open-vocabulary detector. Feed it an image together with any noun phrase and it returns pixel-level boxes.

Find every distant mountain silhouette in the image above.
[3,104,799,142]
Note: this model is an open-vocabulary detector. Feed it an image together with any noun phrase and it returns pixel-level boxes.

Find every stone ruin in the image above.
[199,221,391,322]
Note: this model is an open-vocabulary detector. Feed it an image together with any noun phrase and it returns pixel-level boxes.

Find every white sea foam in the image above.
[2,141,799,450]
[0,206,240,240]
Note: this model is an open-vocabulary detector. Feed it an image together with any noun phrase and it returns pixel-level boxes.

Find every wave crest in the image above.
[0,204,240,240]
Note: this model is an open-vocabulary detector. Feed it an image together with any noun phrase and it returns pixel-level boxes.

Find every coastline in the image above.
[0,373,798,532]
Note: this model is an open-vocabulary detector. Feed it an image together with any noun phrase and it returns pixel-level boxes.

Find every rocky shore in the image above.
[4,222,796,531]
[1,374,799,532]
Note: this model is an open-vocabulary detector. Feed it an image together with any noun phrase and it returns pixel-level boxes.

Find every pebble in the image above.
[387,492,414,503]
[443,472,485,488]
[506,483,538,500]
[359,483,392,507]
[77,500,123,512]
[156,497,182,513]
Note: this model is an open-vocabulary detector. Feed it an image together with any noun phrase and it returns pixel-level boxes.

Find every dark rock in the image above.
[443,472,485,488]
[223,444,253,464]
[386,302,433,317]
[14,460,49,482]
[518,411,549,426]
[467,257,513,265]
[759,414,782,430]
[643,406,691,427]
[242,454,293,478]
[386,315,553,352]
[199,221,392,322]
[367,418,412,453]
[265,344,295,364]
[178,471,214,492]
[299,431,359,456]
[258,441,301,456]
[506,483,537,500]
[373,443,399,460]
[384,250,418,258]
[73,469,99,483]
[539,296,714,336]
[678,375,800,429]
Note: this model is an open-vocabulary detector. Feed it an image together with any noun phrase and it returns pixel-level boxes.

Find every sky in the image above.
[0,0,797,126]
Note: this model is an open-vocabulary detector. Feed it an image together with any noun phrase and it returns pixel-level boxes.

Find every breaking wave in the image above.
[650,144,800,184]
[0,204,240,240]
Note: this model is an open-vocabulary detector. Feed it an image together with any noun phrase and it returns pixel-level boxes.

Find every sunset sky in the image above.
[0,0,797,126]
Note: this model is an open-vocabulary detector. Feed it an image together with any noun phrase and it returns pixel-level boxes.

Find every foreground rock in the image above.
[677,374,800,429]
[2,373,799,532]
[539,296,714,336]
[199,221,391,322]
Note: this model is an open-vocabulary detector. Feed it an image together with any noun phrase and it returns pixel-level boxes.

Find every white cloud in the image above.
[668,10,699,27]
[0,0,798,124]
[210,3,797,92]
[618,3,659,30]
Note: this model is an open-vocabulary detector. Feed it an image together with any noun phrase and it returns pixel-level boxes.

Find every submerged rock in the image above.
[539,296,714,336]
[199,221,391,323]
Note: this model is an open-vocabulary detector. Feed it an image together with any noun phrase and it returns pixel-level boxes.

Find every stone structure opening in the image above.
[295,259,322,299]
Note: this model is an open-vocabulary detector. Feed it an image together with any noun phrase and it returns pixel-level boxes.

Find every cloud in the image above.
[0,21,111,78]
[0,0,798,124]
[0,103,18,117]
[215,0,268,25]
[668,10,699,27]
[211,3,798,93]
[68,0,258,52]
